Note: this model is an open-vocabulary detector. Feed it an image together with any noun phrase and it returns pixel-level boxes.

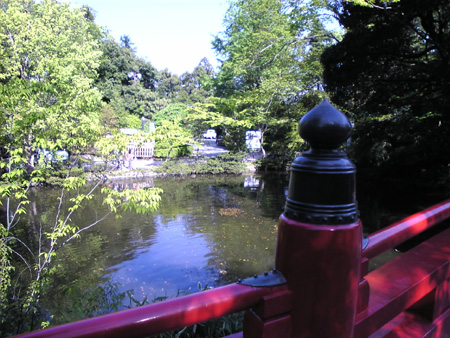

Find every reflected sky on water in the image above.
[5,172,448,319]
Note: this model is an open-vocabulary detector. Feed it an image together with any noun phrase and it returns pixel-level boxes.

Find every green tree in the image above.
[0,0,103,320]
[207,0,335,155]
[187,97,254,151]
[153,119,194,160]
[178,58,215,104]
[156,69,182,100]
[0,1,162,333]
[152,103,190,126]
[344,0,400,9]
[0,0,103,166]
[321,0,450,185]
[120,34,135,51]
[95,35,161,126]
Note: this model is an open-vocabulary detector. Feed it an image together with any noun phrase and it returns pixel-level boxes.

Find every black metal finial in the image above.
[283,99,358,225]
[299,99,352,149]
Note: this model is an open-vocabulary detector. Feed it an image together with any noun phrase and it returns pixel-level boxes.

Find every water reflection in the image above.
[40,174,286,313]
[107,214,214,300]
[243,176,260,190]
[105,179,155,191]
[4,173,448,319]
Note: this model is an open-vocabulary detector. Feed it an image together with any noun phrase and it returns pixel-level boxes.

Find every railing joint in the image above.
[237,270,287,288]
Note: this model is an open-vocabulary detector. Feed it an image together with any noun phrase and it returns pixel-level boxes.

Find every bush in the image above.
[156,152,247,176]
[154,145,193,158]
[255,151,293,172]
[38,167,87,186]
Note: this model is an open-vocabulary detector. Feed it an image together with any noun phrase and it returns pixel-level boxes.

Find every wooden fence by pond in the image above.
[14,101,450,338]
[127,141,154,159]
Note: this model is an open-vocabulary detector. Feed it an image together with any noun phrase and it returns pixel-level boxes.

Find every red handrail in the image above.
[363,198,450,259]
[14,283,287,338]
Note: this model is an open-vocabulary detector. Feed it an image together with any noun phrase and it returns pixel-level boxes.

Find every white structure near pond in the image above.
[119,128,140,135]
[245,130,262,151]
[127,141,155,159]
[120,128,155,159]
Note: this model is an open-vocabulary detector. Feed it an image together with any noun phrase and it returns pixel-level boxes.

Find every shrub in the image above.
[156,152,247,176]
[154,145,193,158]
[255,151,293,172]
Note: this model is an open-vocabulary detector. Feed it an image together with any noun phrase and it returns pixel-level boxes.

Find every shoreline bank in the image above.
[89,155,260,181]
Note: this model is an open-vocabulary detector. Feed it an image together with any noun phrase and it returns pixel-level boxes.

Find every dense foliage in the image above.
[187,0,337,158]
[4,0,448,334]
[95,38,216,133]
[156,152,248,176]
[95,35,160,129]
[0,0,103,168]
[322,0,450,186]
[0,1,163,335]
[0,0,339,331]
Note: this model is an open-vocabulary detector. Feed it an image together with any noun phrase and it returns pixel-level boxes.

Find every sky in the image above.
[69,0,229,76]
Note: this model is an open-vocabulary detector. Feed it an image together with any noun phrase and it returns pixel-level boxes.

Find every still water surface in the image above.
[22,173,449,317]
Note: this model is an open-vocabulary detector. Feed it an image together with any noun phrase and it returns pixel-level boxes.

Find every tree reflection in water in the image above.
[16,173,448,322]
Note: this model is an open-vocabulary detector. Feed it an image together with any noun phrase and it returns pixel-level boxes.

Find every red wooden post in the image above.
[275,100,362,337]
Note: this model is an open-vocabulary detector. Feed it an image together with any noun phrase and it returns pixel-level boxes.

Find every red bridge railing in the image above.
[14,100,450,338]
[356,202,450,338]
[363,198,450,260]
[14,283,288,338]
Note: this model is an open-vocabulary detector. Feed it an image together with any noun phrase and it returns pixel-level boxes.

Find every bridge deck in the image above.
[355,227,450,337]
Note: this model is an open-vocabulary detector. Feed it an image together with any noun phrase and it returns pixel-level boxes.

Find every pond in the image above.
[11,173,450,322]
